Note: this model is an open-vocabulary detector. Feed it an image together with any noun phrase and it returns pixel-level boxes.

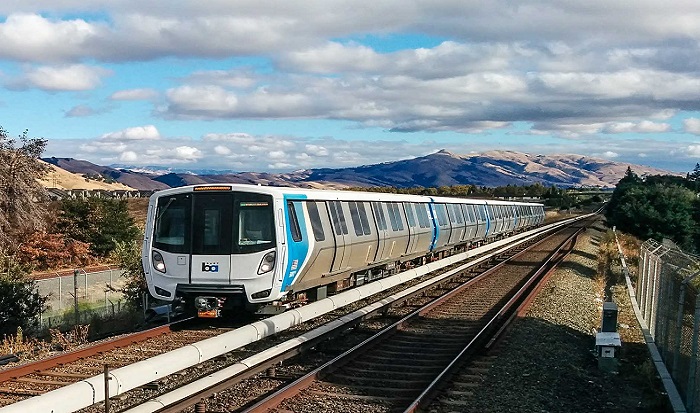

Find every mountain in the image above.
[38,161,135,191]
[42,150,680,191]
[43,157,170,190]
[299,150,675,188]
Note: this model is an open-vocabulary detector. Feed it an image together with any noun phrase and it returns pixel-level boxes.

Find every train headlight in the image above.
[257,251,276,275]
[152,250,166,273]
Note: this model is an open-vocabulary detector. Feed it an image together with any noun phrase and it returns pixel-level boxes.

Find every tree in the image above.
[0,128,49,253]
[110,239,148,309]
[16,232,93,271]
[0,258,48,336]
[56,198,140,257]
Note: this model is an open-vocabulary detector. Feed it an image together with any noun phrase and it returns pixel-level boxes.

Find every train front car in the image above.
[142,185,285,318]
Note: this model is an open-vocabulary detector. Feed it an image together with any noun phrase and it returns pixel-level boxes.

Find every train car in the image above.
[142,184,544,317]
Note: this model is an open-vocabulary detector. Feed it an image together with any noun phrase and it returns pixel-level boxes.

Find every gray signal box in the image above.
[601,301,618,332]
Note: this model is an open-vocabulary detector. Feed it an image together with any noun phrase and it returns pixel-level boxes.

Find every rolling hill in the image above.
[41,150,680,191]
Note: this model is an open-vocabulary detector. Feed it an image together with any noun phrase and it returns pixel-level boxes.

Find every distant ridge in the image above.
[42,150,680,191]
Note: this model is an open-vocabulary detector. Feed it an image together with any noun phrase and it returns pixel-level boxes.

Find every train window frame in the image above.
[388,202,405,232]
[337,202,349,235]
[287,201,302,242]
[416,203,430,228]
[404,203,417,228]
[348,201,364,236]
[464,204,475,224]
[307,201,326,242]
[153,193,192,254]
[392,203,405,231]
[435,203,448,227]
[358,202,372,235]
[372,202,388,231]
[328,201,348,236]
[448,204,457,224]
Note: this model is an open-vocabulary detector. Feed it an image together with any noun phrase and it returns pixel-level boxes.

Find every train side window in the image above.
[358,202,372,235]
[404,203,417,228]
[329,201,348,235]
[287,201,302,242]
[328,201,342,235]
[394,204,405,231]
[338,202,349,235]
[417,203,430,228]
[478,205,487,221]
[387,203,399,231]
[372,202,387,230]
[435,204,448,226]
[447,204,457,224]
[464,205,475,223]
[307,202,326,241]
[453,204,464,224]
[348,201,364,236]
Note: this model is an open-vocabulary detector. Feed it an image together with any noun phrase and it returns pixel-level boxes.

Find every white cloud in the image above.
[684,118,700,135]
[687,145,700,157]
[101,125,161,140]
[173,146,202,161]
[0,13,101,62]
[12,64,110,91]
[603,120,671,134]
[305,144,328,156]
[214,145,231,155]
[120,151,138,162]
[601,151,619,158]
[110,88,159,100]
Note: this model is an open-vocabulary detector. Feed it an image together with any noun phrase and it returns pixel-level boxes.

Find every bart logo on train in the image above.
[201,262,219,272]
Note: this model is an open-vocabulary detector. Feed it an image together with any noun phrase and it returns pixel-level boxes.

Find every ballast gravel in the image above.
[449,220,673,413]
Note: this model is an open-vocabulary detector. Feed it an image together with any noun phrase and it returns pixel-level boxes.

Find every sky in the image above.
[1,1,700,173]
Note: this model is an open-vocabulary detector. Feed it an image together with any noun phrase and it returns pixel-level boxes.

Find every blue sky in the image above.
[1,1,700,173]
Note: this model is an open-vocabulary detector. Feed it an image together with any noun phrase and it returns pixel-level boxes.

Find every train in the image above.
[141,184,545,317]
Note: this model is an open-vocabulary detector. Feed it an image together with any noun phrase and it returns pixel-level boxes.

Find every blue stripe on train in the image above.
[282,194,308,292]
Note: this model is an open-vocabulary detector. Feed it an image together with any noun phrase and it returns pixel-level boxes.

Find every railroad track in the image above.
[0,216,590,412]
[0,319,234,407]
[239,222,588,413]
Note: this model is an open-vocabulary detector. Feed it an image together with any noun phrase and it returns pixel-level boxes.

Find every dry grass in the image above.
[37,161,134,191]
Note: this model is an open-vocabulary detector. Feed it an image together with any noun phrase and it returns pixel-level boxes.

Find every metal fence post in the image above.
[73,269,79,326]
[638,247,648,316]
[57,274,63,310]
[687,293,700,413]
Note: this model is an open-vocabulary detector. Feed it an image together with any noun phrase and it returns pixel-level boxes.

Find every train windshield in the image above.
[152,191,275,255]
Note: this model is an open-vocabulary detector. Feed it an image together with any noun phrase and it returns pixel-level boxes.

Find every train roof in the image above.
[151,184,543,207]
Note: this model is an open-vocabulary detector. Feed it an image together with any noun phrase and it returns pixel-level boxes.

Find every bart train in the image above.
[141,184,545,317]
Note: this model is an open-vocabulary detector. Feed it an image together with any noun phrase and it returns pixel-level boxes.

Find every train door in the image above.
[346,201,377,267]
[461,204,476,241]
[481,205,491,238]
[385,202,410,259]
[190,193,233,284]
[403,203,418,254]
[432,203,451,250]
[328,201,351,272]
[291,201,335,287]
[413,203,434,252]
[446,203,465,244]
[371,202,390,261]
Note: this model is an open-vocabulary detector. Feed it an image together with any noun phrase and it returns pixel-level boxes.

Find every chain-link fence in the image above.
[35,268,127,328]
[638,239,700,412]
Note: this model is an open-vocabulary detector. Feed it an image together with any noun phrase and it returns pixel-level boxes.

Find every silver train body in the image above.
[141,184,545,316]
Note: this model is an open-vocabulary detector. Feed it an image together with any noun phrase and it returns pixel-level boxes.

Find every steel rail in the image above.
[0,318,193,384]
[1,214,590,413]
[130,220,571,413]
[241,222,586,413]
[403,224,587,413]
